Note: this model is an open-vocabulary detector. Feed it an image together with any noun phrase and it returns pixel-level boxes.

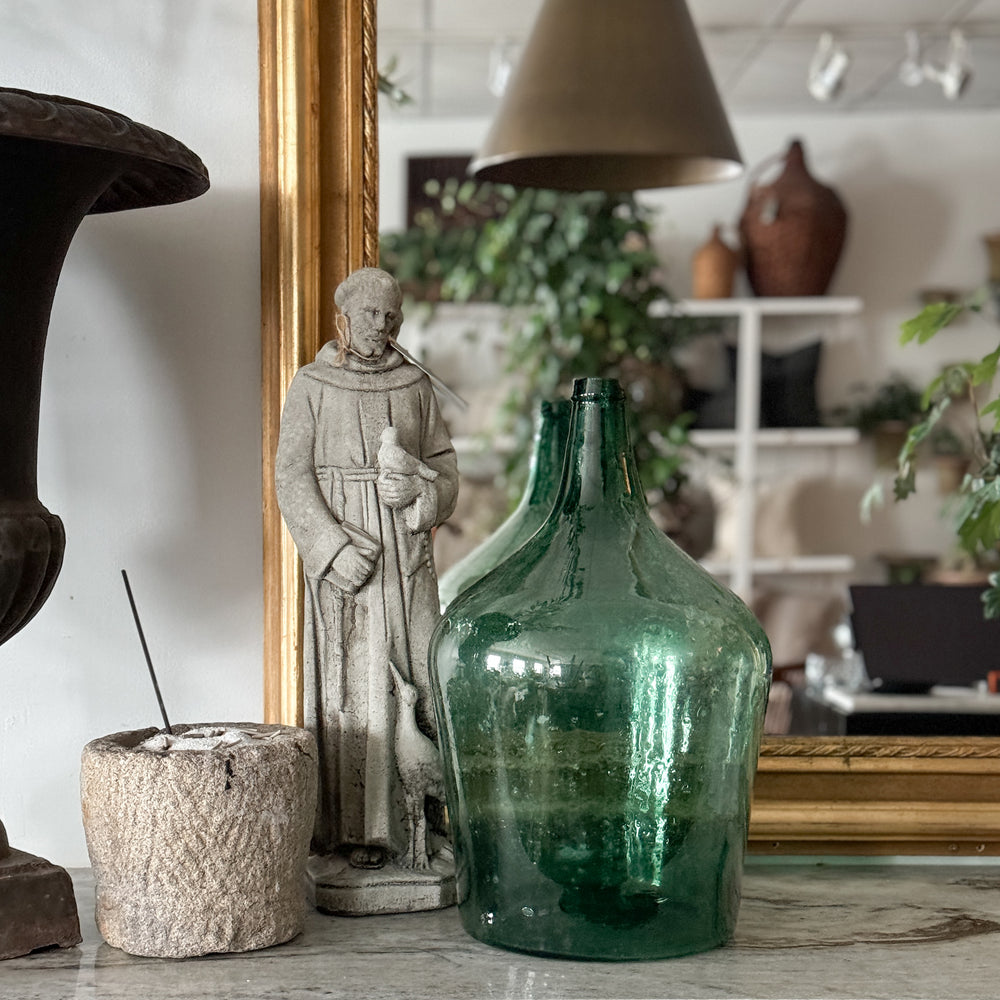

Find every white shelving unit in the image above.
[700,554,857,579]
[675,296,863,601]
[689,426,859,449]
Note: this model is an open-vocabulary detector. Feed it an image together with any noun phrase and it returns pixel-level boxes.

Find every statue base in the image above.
[0,847,82,960]
[310,850,456,916]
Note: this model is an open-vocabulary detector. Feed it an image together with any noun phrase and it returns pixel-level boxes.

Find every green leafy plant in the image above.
[380,177,504,300]
[381,180,698,504]
[891,288,1000,616]
[834,372,925,435]
[928,424,968,457]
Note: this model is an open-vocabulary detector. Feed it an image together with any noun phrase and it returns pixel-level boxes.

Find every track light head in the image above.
[808,32,851,102]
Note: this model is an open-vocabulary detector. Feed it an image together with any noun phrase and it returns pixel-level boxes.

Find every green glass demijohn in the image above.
[438,399,572,611]
[428,377,772,961]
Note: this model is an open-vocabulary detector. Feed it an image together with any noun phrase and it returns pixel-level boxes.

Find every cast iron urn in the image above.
[0,86,208,960]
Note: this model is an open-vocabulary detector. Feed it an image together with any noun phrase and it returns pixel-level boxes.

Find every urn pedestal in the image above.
[0,833,80,961]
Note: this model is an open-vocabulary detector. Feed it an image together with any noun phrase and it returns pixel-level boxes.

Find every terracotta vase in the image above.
[872,420,910,469]
[738,139,847,297]
[0,86,208,960]
[934,454,970,495]
[691,225,738,299]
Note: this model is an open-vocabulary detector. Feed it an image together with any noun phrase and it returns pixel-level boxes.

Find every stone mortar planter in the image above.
[81,723,317,958]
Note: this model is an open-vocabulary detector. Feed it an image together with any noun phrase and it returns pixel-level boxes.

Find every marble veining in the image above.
[4,864,1000,999]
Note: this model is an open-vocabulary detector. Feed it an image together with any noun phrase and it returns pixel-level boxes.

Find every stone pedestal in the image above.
[310,851,456,916]
[80,723,317,958]
[0,845,81,960]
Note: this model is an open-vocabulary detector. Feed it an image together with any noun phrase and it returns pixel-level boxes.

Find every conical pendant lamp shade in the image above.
[470,0,742,191]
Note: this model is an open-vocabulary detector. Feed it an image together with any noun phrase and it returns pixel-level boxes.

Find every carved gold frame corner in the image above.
[257,0,1000,854]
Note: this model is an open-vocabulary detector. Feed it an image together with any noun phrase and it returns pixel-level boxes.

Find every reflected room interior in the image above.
[376,0,1000,740]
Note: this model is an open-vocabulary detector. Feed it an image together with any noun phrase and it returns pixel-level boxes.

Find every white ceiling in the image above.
[379,0,1000,117]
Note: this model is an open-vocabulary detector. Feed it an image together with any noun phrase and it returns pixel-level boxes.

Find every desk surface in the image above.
[823,685,1000,715]
[5,864,1000,999]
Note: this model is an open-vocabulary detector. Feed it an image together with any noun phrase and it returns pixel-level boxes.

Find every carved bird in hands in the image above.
[378,426,438,481]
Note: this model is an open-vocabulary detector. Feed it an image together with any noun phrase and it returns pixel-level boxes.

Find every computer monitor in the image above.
[849,584,1000,694]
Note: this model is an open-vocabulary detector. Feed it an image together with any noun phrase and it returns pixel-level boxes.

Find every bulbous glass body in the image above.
[429,378,771,961]
[438,399,571,611]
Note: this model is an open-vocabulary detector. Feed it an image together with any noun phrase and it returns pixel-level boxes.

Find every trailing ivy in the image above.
[381,179,699,503]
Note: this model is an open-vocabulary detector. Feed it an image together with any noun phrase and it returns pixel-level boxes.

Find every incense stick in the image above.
[121,569,173,734]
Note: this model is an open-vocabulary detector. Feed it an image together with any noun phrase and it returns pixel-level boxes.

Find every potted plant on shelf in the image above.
[888,290,1000,614]
[834,372,926,467]
[928,424,971,495]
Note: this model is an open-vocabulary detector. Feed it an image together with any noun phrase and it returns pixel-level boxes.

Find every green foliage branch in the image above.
[892,287,1000,616]
[381,178,698,504]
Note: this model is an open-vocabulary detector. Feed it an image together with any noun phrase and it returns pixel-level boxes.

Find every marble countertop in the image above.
[6,863,1000,999]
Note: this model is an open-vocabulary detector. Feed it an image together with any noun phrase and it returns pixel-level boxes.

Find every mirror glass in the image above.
[376,2,1000,742]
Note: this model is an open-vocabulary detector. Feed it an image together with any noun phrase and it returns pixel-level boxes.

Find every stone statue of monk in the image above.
[275,267,458,914]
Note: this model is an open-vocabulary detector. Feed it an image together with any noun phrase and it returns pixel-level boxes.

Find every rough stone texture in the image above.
[0,847,82,959]
[80,723,317,958]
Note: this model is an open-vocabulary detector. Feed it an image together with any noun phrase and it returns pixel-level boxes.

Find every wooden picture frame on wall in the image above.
[405,155,473,227]
[403,154,508,229]
[257,0,1000,856]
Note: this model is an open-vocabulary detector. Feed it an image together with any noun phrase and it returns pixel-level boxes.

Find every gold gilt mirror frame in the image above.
[258,0,1000,857]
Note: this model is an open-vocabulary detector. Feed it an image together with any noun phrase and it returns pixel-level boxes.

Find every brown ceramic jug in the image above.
[738,139,847,297]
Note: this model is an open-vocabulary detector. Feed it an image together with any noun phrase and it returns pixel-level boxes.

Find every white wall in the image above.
[380,109,1000,572]
[0,2,262,867]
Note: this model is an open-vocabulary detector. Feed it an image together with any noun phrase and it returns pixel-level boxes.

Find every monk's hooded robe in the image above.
[275,341,458,858]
